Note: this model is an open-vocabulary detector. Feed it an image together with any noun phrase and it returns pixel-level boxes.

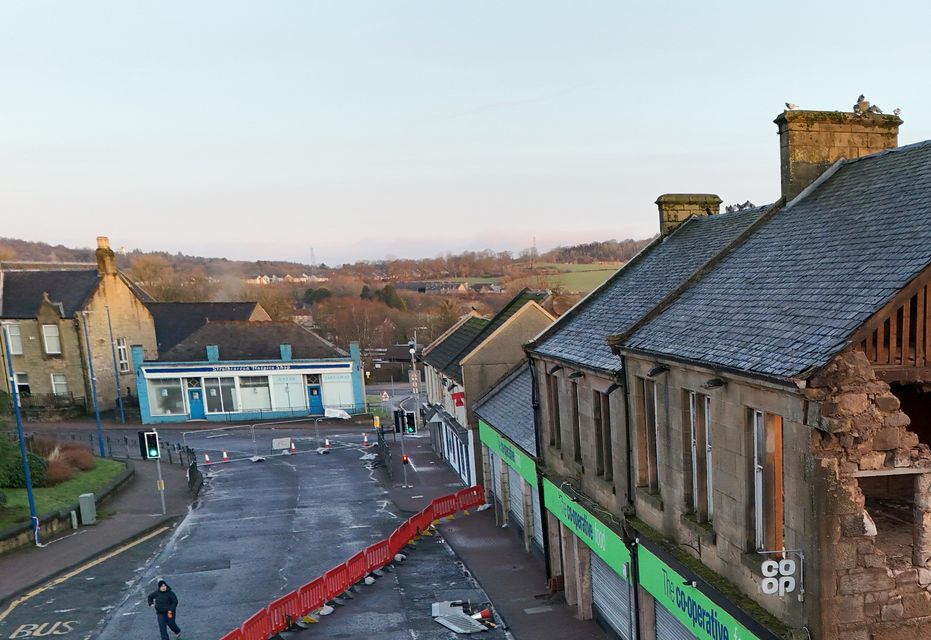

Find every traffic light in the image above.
[393,409,404,434]
[404,412,416,434]
[138,431,160,459]
[402,454,410,465]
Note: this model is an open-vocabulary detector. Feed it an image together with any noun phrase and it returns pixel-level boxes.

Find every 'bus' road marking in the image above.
[0,526,171,623]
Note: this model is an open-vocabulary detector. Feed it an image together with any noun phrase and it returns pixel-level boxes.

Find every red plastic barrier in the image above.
[240,610,271,640]
[267,590,300,633]
[388,525,407,555]
[324,565,350,600]
[412,506,432,534]
[219,629,242,640]
[456,485,484,511]
[346,550,367,585]
[432,494,458,519]
[364,540,391,572]
[298,577,326,614]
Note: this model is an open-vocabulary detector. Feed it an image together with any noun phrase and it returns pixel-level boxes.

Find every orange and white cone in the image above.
[325,438,331,449]
[362,434,370,447]
[290,440,297,454]
[204,452,211,464]
[222,450,229,463]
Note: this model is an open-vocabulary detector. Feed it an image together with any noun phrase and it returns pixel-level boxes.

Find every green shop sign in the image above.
[478,421,537,485]
[542,477,631,569]
[638,545,763,640]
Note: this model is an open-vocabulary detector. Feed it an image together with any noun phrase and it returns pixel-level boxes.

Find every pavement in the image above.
[378,428,608,640]
[0,456,191,606]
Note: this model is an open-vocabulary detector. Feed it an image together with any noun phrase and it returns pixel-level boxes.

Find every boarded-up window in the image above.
[686,392,713,522]
[637,378,659,491]
[751,410,784,551]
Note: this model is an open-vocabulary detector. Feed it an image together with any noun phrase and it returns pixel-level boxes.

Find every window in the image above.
[148,378,185,415]
[593,390,613,480]
[751,410,784,552]
[637,378,659,491]
[51,374,69,397]
[546,372,561,448]
[271,375,306,410]
[42,324,61,354]
[14,372,30,398]
[240,376,272,411]
[204,377,238,413]
[686,391,713,522]
[571,381,582,463]
[116,338,130,373]
[4,323,23,355]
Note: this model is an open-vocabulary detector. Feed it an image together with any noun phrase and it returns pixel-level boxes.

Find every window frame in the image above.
[686,391,714,522]
[637,378,660,491]
[546,371,561,449]
[4,322,23,355]
[751,409,784,552]
[571,381,582,463]
[51,373,69,397]
[593,389,613,481]
[42,324,62,355]
[116,337,130,373]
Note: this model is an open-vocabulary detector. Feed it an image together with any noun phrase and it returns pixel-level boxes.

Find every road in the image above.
[0,423,504,640]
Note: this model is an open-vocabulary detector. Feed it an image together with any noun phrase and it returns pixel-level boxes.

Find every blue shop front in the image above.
[132,321,365,424]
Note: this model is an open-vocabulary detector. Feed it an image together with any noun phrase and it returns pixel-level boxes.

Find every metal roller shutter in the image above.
[531,482,544,550]
[591,553,633,640]
[655,603,696,640]
[490,454,502,506]
[508,467,524,529]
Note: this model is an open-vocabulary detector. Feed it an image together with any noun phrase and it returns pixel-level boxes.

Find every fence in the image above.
[7,430,197,468]
[218,485,485,640]
[375,428,392,479]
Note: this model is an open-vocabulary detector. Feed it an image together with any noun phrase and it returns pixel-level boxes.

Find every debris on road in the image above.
[431,600,496,633]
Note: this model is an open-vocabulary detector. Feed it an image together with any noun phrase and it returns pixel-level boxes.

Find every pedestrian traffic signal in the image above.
[402,454,410,465]
[404,412,416,434]
[138,431,160,459]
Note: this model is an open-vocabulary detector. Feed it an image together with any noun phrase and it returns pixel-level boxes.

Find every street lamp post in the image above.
[1,323,39,546]
[104,306,125,424]
[81,311,106,458]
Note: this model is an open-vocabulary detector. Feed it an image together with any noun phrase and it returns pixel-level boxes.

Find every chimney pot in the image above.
[775,108,902,202]
[655,194,722,236]
[95,235,117,276]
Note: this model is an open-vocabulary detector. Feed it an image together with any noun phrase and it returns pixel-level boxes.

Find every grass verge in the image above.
[0,458,126,530]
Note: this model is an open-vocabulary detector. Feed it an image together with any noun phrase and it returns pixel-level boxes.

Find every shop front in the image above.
[543,477,635,640]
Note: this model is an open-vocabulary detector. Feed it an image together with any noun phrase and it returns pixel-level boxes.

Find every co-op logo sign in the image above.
[498,441,517,465]
[564,503,606,552]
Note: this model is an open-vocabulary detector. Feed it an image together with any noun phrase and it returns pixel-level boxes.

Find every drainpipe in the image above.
[527,353,552,581]
[618,352,641,640]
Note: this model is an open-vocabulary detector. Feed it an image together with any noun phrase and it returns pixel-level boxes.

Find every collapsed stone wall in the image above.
[805,349,931,640]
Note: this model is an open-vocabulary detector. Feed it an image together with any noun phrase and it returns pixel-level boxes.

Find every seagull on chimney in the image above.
[857,94,865,102]
[893,108,901,116]
[868,104,883,115]
[785,102,799,110]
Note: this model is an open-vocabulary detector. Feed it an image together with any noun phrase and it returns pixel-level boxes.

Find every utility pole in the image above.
[2,323,39,545]
[81,311,106,457]
[105,306,125,424]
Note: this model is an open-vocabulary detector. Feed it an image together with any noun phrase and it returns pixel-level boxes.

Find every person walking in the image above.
[147,579,182,640]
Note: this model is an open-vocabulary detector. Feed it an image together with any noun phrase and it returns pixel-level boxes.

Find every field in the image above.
[509,262,621,293]
[0,458,126,529]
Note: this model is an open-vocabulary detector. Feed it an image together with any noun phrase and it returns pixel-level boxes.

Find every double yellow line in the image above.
[0,525,171,622]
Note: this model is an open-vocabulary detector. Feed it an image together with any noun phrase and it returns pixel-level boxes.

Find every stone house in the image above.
[0,237,157,414]
[527,102,930,640]
[422,289,554,486]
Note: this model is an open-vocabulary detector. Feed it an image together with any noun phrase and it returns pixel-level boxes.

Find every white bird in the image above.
[785,102,799,110]
[894,108,902,116]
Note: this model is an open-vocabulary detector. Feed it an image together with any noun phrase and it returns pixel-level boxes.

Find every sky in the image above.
[2,1,930,265]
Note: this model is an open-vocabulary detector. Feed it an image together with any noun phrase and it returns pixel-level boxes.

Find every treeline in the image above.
[540,239,651,264]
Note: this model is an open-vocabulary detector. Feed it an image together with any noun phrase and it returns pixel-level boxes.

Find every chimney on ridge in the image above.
[655,194,722,237]
[775,100,902,202]
[95,236,117,276]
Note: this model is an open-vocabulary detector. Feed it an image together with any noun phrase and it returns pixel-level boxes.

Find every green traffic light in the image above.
[149,448,158,457]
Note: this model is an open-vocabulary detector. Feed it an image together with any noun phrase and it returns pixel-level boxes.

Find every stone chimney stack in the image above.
[656,194,722,236]
[95,236,117,276]
[775,103,902,202]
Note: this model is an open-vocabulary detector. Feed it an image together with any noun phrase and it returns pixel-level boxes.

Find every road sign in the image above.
[381,391,389,401]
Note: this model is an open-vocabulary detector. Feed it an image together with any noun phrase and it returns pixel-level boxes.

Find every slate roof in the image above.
[443,289,548,381]
[621,141,931,380]
[159,321,345,362]
[473,363,536,456]
[0,269,101,318]
[422,316,490,380]
[146,302,263,353]
[530,208,766,372]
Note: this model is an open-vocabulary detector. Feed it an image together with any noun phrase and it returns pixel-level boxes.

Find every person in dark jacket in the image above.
[147,579,182,640]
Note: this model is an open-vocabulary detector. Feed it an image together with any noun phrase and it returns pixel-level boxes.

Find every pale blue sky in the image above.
[2,1,930,264]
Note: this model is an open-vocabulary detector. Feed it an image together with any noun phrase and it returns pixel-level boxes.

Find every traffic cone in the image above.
[325,438,331,449]
[362,433,370,447]
[222,450,229,463]
[290,440,297,454]
[204,453,211,464]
